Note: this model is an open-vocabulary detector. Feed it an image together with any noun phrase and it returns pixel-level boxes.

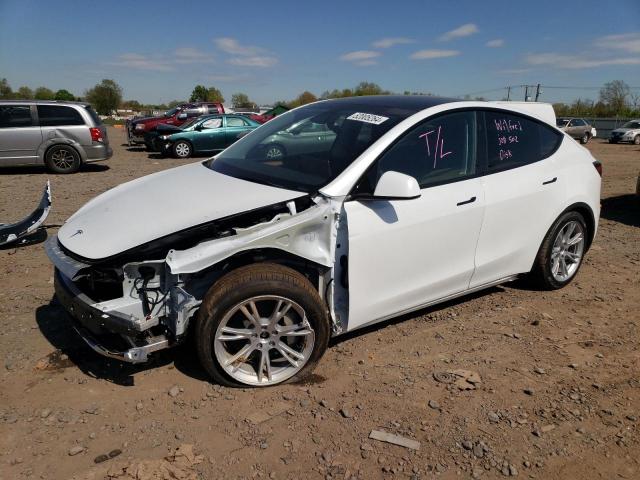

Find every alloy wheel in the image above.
[213,295,315,386]
[550,220,585,282]
[50,148,75,170]
[265,145,284,160]
[175,142,190,158]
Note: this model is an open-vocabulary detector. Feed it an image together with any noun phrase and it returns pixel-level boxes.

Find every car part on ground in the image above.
[46,96,601,387]
[0,181,51,246]
[0,101,112,172]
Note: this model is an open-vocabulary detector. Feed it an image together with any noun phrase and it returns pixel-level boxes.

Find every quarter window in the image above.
[0,105,33,128]
[356,110,477,193]
[484,110,561,173]
[37,105,84,126]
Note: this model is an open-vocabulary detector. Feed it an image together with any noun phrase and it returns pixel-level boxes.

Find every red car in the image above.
[127,102,224,146]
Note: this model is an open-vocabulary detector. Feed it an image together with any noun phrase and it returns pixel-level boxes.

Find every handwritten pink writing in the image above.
[494,119,522,133]
[498,135,519,146]
[418,125,452,168]
[499,149,513,161]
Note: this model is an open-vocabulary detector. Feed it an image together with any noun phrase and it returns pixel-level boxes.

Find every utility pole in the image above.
[506,86,511,101]
[524,85,529,101]
[535,83,541,102]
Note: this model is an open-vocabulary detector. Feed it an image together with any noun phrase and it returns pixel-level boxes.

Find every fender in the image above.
[37,131,87,163]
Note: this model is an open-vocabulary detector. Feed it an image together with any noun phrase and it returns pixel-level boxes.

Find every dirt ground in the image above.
[0,127,639,480]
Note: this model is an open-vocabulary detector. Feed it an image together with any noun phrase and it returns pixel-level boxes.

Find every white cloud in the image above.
[410,49,460,60]
[339,50,381,66]
[525,52,640,69]
[228,56,278,67]
[439,23,479,41]
[486,39,504,48]
[109,53,173,71]
[214,37,263,56]
[372,37,414,48]
[594,32,640,54]
[173,47,214,64]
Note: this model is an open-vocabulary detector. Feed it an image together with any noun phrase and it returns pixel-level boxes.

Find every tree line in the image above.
[2,77,637,118]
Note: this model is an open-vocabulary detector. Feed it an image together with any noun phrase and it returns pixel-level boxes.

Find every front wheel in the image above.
[173,140,192,159]
[195,264,330,387]
[529,211,588,290]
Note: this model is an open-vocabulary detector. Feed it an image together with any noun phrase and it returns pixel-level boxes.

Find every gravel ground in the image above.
[0,127,638,479]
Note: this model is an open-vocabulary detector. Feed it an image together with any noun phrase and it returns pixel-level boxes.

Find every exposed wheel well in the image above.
[44,143,82,163]
[563,202,596,250]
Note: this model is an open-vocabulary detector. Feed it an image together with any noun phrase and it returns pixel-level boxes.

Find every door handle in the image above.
[542,177,557,185]
[456,196,476,206]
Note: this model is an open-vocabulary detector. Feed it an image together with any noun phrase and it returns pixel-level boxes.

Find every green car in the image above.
[158,114,260,158]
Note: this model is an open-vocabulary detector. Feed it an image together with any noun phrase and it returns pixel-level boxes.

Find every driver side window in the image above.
[354,110,477,194]
[202,118,222,129]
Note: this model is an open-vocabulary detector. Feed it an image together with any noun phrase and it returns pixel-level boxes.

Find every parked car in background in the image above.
[47,96,601,387]
[608,120,640,144]
[155,114,260,158]
[0,100,111,173]
[127,102,225,146]
[556,117,595,144]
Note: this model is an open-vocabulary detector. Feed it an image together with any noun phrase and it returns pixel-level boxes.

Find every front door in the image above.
[344,110,485,331]
[0,104,41,165]
[192,117,225,152]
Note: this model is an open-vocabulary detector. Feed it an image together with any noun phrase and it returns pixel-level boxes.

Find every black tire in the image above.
[529,211,588,290]
[195,263,330,387]
[609,139,617,144]
[634,135,640,145]
[45,145,81,174]
[172,140,192,159]
[580,132,590,144]
[265,143,286,160]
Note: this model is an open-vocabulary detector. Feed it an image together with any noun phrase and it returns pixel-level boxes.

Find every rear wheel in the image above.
[580,132,590,144]
[45,145,81,174]
[195,264,330,387]
[530,211,587,290]
[173,140,192,159]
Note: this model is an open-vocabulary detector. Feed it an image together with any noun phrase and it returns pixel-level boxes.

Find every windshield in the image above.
[556,119,569,127]
[207,101,410,192]
[164,107,180,117]
[622,121,640,129]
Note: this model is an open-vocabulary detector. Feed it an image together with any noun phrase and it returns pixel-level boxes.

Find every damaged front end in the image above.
[1,182,51,246]
[46,194,346,364]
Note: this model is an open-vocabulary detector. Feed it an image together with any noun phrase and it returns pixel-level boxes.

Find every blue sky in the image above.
[1,0,639,105]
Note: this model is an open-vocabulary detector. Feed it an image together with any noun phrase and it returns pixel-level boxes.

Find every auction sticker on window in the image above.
[346,112,389,125]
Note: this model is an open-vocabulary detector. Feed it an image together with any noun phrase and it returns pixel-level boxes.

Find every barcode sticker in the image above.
[346,112,389,125]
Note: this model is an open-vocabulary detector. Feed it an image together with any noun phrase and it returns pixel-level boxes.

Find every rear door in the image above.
[223,116,253,148]
[37,105,88,148]
[0,104,42,165]
[470,109,565,287]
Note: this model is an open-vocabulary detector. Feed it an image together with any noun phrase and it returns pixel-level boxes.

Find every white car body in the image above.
[46,97,601,366]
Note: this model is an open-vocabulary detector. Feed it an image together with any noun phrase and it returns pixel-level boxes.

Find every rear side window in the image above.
[484,110,561,173]
[227,116,248,127]
[37,105,85,126]
[84,106,102,125]
[0,105,33,128]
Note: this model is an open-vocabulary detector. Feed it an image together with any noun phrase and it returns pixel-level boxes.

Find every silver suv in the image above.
[0,100,112,173]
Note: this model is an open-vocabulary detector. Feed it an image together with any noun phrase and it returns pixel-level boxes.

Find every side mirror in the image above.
[373,171,421,200]
[177,113,187,120]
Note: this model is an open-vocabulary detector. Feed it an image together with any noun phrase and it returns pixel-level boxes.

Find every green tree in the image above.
[599,80,630,114]
[167,100,184,108]
[353,81,388,96]
[231,92,255,110]
[16,86,33,99]
[190,85,208,102]
[54,89,75,101]
[85,79,123,115]
[0,78,12,98]
[207,86,224,103]
[121,99,142,111]
[289,91,317,108]
[34,87,55,100]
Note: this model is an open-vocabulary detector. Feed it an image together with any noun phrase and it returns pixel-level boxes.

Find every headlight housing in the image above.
[160,135,170,140]
[134,124,145,130]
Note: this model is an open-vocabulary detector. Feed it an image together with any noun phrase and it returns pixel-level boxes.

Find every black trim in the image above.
[456,196,476,206]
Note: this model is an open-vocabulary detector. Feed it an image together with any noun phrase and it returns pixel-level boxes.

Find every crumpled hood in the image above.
[58,162,305,260]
